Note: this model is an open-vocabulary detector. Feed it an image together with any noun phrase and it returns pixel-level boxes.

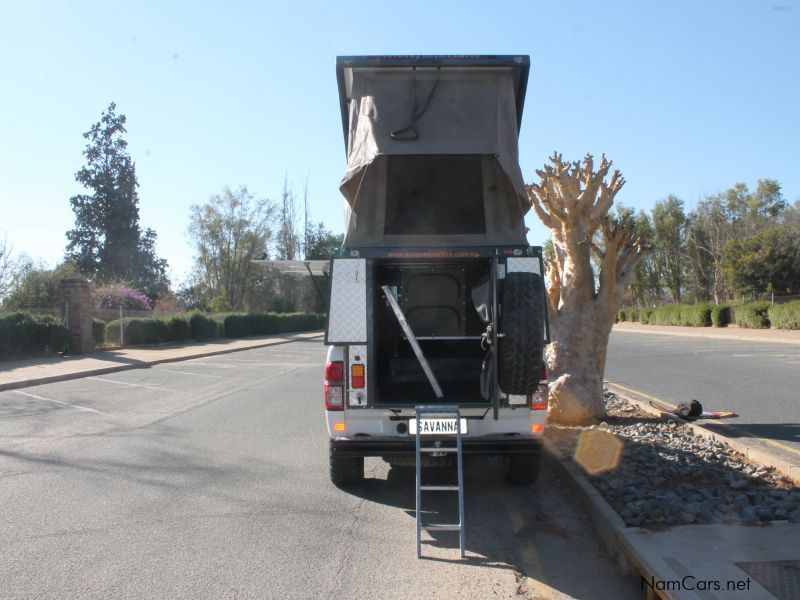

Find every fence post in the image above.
[119,305,123,346]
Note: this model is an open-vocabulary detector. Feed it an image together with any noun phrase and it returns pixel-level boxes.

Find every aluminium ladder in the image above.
[415,404,465,558]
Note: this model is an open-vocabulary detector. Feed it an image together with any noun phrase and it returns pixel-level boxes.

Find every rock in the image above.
[740,507,760,525]
[684,502,702,515]
[686,492,704,502]
[788,508,800,522]
[726,471,748,489]
[679,512,696,524]
[755,507,773,520]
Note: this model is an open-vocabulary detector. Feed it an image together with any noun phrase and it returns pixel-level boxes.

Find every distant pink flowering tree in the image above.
[92,283,152,310]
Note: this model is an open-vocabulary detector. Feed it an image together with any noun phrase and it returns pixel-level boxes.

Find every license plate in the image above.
[409,418,467,435]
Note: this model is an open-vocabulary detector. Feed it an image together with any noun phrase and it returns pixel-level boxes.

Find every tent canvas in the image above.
[336,56,531,247]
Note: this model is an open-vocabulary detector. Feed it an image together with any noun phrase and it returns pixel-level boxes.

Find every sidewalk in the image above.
[546,441,800,600]
[0,331,324,391]
[614,321,800,344]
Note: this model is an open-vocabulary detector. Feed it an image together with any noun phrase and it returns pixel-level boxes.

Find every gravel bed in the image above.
[548,389,800,527]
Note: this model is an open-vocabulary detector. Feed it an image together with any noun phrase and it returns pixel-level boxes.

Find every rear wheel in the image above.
[506,452,541,485]
[329,442,364,487]
[499,272,545,395]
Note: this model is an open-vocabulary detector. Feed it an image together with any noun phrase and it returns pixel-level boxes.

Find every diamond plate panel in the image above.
[737,560,800,600]
[506,257,540,274]
[328,259,367,343]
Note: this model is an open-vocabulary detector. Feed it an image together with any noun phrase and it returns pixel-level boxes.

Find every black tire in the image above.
[498,272,545,395]
[329,442,364,487]
[506,452,541,485]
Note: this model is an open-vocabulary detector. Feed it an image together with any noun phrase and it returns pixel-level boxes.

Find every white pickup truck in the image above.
[323,55,549,486]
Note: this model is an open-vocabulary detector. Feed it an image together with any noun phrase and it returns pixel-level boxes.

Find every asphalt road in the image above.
[0,339,637,600]
[606,329,800,460]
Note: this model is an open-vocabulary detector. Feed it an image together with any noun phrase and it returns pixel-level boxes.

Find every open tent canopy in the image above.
[336,55,531,248]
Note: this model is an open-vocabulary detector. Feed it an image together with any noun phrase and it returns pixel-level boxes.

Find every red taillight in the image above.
[325,361,344,383]
[325,360,344,411]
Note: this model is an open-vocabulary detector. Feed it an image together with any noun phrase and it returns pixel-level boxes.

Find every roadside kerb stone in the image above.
[605,382,800,486]
[613,321,800,346]
[543,439,633,575]
[0,332,324,392]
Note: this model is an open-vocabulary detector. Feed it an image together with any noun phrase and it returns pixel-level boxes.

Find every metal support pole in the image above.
[491,256,500,420]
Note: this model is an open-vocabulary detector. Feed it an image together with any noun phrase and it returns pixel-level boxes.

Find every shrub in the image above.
[680,303,713,327]
[165,316,191,341]
[651,305,680,326]
[92,318,106,346]
[105,316,191,345]
[768,301,800,330]
[223,312,324,338]
[735,302,771,329]
[92,284,152,310]
[0,312,70,360]
[710,304,732,328]
[190,313,224,341]
[617,309,626,323]
[639,308,654,324]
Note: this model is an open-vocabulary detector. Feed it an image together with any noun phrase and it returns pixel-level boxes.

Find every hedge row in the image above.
[0,312,70,360]
[767,301,800,330]
[105,317,191,346]
[223,313,325,337]
[102,312,323,347]
[618,304,714,327]
[619,301,800,330]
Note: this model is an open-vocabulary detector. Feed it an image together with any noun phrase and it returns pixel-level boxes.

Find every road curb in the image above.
[544,438,688,599]
[0,333,324,392]
[613,324,800,345]
[542,439,632,574]
[605,383,800,486]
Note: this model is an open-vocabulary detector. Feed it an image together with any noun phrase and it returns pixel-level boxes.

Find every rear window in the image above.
[384,155,486,235]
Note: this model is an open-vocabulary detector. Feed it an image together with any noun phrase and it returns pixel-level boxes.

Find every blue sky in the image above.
[1,0,798,285]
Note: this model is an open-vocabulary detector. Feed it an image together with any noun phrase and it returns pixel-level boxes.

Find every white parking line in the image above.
[12,390,106,414]
[157,369,225,379]
[88,376,182,393]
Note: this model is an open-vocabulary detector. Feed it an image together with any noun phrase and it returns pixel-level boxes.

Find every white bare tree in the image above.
[528,153,649,423]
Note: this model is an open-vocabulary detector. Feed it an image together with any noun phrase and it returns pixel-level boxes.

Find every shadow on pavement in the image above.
[346,456,638,596]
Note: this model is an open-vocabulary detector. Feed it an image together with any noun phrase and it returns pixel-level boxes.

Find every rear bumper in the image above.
[330,436,541,458]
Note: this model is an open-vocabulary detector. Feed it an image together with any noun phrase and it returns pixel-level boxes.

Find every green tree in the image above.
[0,236,26,303]
[4,262,79,310]
[65,103,169,297]
[276,179,300,260]
[305,222,343,259]
[724,227,800,298]
[628,210,660,306]
[725,180,786,238]
[188,186,276,310]
[651,195,687,303]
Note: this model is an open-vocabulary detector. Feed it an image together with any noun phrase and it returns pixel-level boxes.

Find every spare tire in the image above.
[498,272,545,395]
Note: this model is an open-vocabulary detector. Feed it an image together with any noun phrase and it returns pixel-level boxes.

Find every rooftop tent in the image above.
[336,55,531,247]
